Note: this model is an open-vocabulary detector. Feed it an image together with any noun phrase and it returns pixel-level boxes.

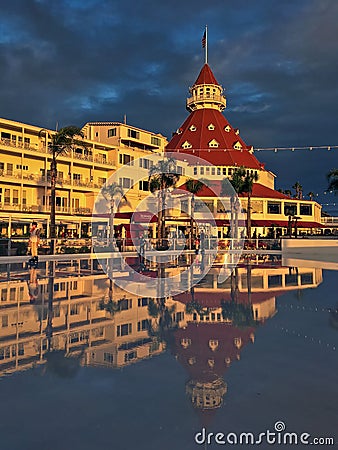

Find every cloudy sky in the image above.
[1,0,338,210]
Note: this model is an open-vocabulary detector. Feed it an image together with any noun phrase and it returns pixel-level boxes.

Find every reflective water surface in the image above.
[0,256,337,449]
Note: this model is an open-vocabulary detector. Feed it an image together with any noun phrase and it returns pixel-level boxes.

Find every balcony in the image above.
[0,137,47,154]
[0,138,115,166]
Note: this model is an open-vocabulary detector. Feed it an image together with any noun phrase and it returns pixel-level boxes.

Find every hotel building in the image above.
[0,118,166,239]
[0,61,325,242]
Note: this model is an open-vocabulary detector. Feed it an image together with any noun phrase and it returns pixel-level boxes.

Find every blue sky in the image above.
[1,0,338,210]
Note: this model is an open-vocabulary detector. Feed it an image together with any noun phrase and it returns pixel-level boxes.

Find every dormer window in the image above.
[234,337,242,349]
[207,123,215,131]
[182,141,192,149]
[209,339,219,351]
[189,125,197,132]
[233,141,242,150]
[208,359,215,368]
[188,357,196,365]
[176,128,182,135]
[208,139,219,148]
[234,128,240,135]
[181,338,191,349]
[225,357,231,366]
[224,125,231,132]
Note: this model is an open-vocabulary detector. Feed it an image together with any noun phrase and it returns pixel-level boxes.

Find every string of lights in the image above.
[254,145,338,152]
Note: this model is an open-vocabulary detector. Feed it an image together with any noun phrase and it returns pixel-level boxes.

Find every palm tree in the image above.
[185,178,208,249]
[284,189,292,197]
[307,192,315,201]
[221,175,241,240]
[39,126,84,253]
[148,158,180,248]
[292,181,303,199]
[327,169,338,193]
[226,167,259,240]
[101,182,125,245]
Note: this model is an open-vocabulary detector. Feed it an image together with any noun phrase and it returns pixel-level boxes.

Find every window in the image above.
[119,177,133,189]
[137,319,149,331]
[285,274,298,286]
[70,304,80,315]
[7,163,13,175]
[267,202,281,214]
[98,177,106,186]
[12,189,19,204]
[124,351,137,362]
[139,180,149,191]
[151,136,161,146]
[200,167,204,175]
[189,125,197,132]
[139,158,152,169]
[128,129,139,139]
[301,273,313,285]
[117,323,132,336]
[4,189,10,204]
[284,203,297,216]
[225,125,231,132]
[176,165,184,175]
[217,167,221,175]
[10,288,16,301]
[104,352,114,363]
[207,123,215,130]
[1,315,8,328]
[175,311,184,322]
[222,167,227,175]
[208,139,219,148]
[182,141,192,149]
[233,141,242,150]
[118,298,132,310]
[108,128,116,137]
[300,204,312,216]
[138,297,149,307]
[119,154,134,165]
[193,167,197,175]
[73,173,82,180]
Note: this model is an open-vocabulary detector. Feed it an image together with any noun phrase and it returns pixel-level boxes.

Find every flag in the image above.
[202,30,206,48]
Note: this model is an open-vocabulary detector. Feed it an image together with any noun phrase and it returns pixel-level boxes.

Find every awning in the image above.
[132,211,158,223]
[251,220,324,228]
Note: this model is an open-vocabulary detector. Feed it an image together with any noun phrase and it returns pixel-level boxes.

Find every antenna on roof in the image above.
[202,25,208,64]
[55,122,58,132]
[123,114,127,124]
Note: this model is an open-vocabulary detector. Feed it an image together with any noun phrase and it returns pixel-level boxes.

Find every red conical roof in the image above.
[194,63,220,86]
[166,109,262,169]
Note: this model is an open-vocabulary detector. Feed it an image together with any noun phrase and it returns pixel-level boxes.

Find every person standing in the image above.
[29,221,40,258]
[27,267,39,303]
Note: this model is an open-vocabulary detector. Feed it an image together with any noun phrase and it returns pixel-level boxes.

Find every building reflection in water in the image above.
[0,257,323,418]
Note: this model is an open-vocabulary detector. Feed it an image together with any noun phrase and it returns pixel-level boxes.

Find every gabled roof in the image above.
[193,63,220,86]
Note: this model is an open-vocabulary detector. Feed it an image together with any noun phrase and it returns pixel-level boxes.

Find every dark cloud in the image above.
[0,0,337,208]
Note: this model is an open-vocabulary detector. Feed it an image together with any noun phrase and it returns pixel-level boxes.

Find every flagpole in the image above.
[205,25,208,64]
